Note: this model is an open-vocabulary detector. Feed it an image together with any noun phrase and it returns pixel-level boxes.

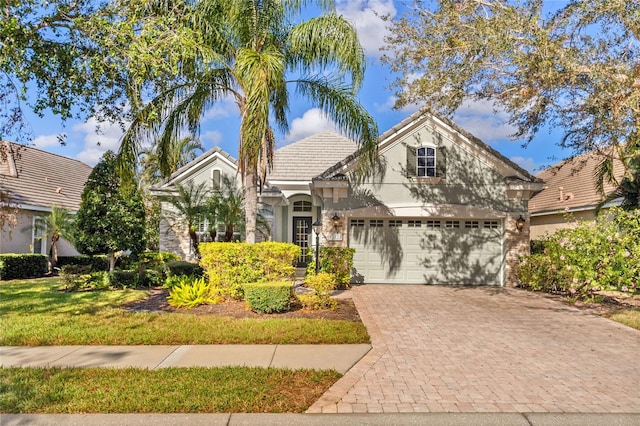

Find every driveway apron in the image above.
[308,285,640,414]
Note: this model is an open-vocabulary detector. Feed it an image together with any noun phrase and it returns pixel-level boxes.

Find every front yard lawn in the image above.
[0,278,369,345]
[0,366,340,413]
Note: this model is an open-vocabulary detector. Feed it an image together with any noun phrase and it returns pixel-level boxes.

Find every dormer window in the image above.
[417,147,436,177]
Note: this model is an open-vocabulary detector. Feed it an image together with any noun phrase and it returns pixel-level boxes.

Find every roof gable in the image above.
[154,146,237,190]
[0,141,92,211]
[318,110,540,183]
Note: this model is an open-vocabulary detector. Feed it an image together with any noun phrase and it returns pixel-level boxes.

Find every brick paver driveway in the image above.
[308,285,640,414]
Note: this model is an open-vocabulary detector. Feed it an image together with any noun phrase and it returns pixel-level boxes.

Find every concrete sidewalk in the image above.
[2,413,640,425]
[0,344,371,373]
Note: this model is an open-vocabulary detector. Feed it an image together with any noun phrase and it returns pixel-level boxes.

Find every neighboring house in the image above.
[0,141,92,255]
[154,111,543,286]
[529,151,625,240]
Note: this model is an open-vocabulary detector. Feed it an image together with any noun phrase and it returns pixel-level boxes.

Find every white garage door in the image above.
[349,218,503,285]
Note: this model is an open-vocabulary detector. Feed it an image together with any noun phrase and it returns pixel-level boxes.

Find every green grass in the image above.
[0,278,369,345]
[606,308,640,330]
[0,367,341,413]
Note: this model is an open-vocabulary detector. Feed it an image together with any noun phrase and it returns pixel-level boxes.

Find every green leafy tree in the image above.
[74,151,146,272]
[119,0,378,243]
[1,0,197,142]
[383,0,639,168]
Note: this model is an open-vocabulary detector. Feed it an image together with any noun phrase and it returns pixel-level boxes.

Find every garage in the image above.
[349,217,504,285]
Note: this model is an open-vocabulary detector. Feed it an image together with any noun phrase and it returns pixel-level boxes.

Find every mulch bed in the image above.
[123,287,363,322]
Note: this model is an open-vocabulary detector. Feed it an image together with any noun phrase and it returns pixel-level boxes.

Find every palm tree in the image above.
[139,136,203,189]
[119,0,378,243]
[160,181,210,258]
[594,135,640,212]
[42,205,75,272]
[211,175,245,242]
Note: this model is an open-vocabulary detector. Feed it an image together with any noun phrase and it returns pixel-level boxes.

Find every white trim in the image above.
[31,216,47,255]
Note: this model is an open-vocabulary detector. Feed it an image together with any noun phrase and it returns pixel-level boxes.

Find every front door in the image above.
[293,216,312,266]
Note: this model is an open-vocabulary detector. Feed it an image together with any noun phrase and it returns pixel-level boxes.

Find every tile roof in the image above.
[0,141,92,211]
[267,131,357,181]
[529,151,625,215]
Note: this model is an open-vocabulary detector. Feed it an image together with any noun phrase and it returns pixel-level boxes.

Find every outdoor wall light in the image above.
[515,215,526,233]
[312,220,322,274]
[331,213,341,229]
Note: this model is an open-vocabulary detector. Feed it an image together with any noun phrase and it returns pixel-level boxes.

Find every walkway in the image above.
[309,285,640,413]
[0,344,371,374]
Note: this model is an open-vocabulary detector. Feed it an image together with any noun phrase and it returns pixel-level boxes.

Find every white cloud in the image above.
[31,134,65,149]
[510,156,538,173]
[73,117,126,165]
[454,99,517,142]
[336,0,396,58]
[202,130,223,146]
[203,97,236,121]
[284,108,338,143]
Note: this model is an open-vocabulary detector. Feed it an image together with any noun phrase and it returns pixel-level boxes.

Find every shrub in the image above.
[243,281,293,314]
[298,272,338,310]
[167,276,222,309]
[306,247,354,288]
[530,239,546,255]
[108,270,138,288]
[517,207,640,297]
[199,242,300,298]
[0,254,48,280]
[166,261,204,278]
[59,264,94,291]
[56,255,110,271]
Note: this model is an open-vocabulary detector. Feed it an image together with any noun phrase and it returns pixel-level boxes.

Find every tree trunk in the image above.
[108,252,116,273]
[244,168,258,244]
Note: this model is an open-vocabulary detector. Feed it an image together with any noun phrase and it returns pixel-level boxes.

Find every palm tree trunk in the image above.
[245,168,258,244]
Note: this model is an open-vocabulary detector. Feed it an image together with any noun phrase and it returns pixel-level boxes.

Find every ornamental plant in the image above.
[518,207,639,297]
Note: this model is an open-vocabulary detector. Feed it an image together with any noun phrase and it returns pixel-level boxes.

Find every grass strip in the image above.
[0,367,341,413]
[605,308,640,330]
[0,278,369,345]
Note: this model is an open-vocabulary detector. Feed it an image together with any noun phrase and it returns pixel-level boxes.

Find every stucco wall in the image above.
[0,210,80,256]
[530,210,596,240]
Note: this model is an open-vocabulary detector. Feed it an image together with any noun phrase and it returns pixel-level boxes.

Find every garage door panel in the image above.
[350,218,503,285]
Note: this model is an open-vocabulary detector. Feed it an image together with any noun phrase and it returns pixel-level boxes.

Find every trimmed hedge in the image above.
[166,261,204,278]
[244,281,293,314]
[199,242,300,297]
[0,254,48,280]
[56,255,110,271]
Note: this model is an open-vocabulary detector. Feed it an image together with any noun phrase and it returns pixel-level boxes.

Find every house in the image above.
[529,151,625,240]
[154,111,543,286]
[0,141,92,255]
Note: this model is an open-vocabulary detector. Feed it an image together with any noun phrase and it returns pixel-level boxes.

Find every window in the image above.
[408,220,422,228]
[389,219,403,228]
[350,219,365,228]
[196,218,214,243]
[293,201,312,212]
[407,144,447,179]
[370,219,384,228]
[445,220,460,229]
[484,221,499,229]
[212,169,221,189]
[465,221,479,229]
[417,146,436,177]
[32,217,46,254]
[426,220,441,228]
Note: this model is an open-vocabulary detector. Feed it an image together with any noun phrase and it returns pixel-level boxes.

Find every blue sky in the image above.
[21,0,572,173]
